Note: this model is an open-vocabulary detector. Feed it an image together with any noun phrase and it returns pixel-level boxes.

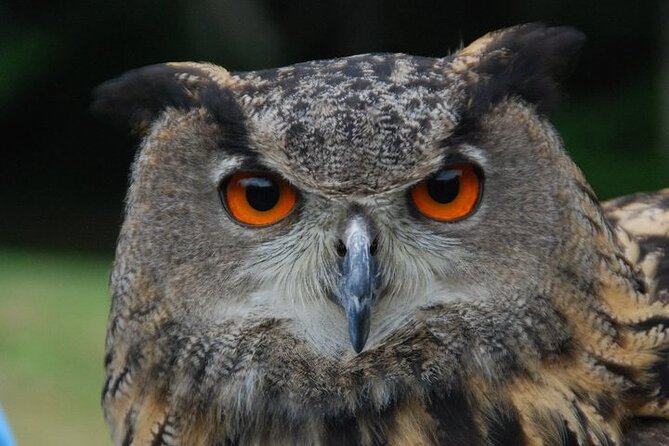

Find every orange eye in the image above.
[221,172,297,226]
[410,163,482,221]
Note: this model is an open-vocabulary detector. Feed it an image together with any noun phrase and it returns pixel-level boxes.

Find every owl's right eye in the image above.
[221,172,297,226]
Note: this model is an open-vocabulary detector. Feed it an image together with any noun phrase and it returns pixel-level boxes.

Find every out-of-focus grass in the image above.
[0,248,112,445]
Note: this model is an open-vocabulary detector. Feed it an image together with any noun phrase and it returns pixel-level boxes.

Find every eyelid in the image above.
[239,177,274,188]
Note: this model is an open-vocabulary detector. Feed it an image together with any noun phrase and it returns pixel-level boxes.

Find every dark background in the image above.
[2,0,668,253]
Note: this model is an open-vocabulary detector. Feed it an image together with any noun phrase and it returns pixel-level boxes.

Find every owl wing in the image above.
[603,189,669,303]
[623,419,669,446]
[603,189,669,446]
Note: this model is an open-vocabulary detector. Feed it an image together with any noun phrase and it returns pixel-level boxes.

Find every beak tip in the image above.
[346,304,371,353]
[350,331,367,353]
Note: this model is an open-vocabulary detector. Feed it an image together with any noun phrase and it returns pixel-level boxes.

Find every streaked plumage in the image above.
[94,24,669,445]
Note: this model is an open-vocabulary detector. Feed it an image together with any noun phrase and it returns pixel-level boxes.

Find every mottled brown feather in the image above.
[603,189,669,445]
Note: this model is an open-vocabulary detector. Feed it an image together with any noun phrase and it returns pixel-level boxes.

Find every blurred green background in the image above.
[0,1,667,444]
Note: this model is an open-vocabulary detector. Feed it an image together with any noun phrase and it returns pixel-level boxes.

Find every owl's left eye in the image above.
[221,172,297,226]
[410,163,482,222]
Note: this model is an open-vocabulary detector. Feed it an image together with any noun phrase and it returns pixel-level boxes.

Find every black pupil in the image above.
[427,169,461,203]
[241,177,280,211]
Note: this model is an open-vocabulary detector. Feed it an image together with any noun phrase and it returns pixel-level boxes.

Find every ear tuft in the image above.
[452,23,586,117]
[92,62,233,134]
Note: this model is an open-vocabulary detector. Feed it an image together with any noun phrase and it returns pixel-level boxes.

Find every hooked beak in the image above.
[336,216,378,353]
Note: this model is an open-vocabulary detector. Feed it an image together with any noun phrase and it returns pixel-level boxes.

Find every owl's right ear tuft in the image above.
[92,62,234,134]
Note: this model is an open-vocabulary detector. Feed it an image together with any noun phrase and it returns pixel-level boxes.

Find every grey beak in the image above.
[337,217,378,353]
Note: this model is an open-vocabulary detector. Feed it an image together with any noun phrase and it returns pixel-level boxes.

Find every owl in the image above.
[94,24,669,446]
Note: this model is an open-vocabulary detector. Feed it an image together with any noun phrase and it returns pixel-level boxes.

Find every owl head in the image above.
[95,23,588,357]
[96,25,669,446]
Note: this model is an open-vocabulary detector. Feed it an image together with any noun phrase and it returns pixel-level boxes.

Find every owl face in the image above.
[98,26,669,446]
[97,24,585,355]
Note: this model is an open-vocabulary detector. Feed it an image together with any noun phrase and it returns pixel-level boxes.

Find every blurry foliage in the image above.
[555,73,668,199]
[0,0,666,252]
[0,27,55,108]
[0,249,110,445]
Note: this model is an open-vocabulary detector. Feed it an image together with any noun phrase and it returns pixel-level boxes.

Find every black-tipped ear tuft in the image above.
[91,63,234,134]
[453,23,586,118]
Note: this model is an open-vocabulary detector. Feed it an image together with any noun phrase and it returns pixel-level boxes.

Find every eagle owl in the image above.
[94,24,669,445]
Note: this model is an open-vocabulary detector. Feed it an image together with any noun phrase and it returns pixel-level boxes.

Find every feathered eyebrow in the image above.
[238,157,269,172]
[211,154,284,185]
[445,144,490,170]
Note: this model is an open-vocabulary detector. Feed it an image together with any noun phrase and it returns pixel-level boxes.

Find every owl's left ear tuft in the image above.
[91,62,239,136]
[452,23,586,118]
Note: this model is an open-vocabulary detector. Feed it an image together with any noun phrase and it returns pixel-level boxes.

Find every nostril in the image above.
[369,238,379,256]
[336,239,347,257]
